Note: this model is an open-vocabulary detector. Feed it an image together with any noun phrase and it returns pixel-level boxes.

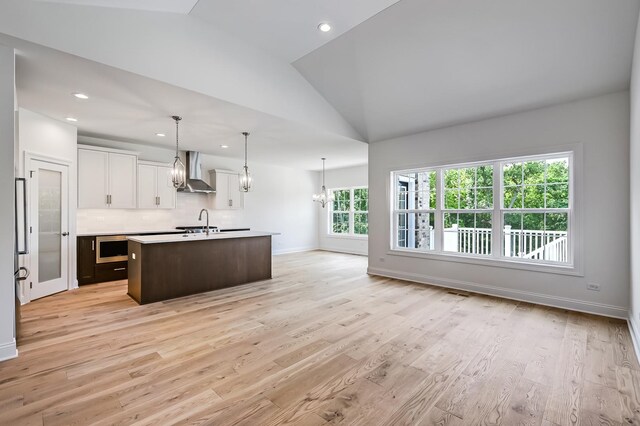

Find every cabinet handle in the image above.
[91,240,95,251]
[157,196,160,206]
[229,199,233,207]
[113,267,126,271]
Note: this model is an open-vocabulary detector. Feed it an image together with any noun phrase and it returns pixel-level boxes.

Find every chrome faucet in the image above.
[198,208,210,235]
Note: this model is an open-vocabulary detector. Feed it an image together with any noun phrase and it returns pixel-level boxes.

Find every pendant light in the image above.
[171,115,186,188]
[239,131,252,192]
[313,158,334,208]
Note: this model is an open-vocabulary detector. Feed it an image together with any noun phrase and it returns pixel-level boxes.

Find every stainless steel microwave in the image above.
[96,235,129,264]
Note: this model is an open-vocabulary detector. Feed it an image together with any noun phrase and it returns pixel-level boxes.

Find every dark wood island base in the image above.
[127,235,272,304]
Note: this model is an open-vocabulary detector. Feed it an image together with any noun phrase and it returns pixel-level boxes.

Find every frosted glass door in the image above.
[38,169,62,282]
[30,160,69,300]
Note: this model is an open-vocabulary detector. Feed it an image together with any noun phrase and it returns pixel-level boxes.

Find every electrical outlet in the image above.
[586,283,601,292]
[379,257,385,262]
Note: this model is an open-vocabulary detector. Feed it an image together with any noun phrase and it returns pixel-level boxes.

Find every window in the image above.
[391,152,573,268]
[330,187,368,236]
[395,171,435,250]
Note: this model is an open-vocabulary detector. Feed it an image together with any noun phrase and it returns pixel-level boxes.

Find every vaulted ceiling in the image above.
[6,0,640,161]
[294,0,640,142]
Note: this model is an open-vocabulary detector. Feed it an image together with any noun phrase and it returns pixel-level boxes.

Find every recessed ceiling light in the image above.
[66,117,78,122]
[156,133,166,137]
[318,22,331,32]
[220,145,229,149]
[73,93,89,100]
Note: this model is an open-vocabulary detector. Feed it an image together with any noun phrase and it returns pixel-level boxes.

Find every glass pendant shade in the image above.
[172,155,186,188]
[313,158,334,208]
[171,115,185,189]
[239,132,252,192]
[239,165,252,192]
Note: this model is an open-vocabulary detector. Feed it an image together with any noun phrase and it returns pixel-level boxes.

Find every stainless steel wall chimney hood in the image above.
[177,151,215,193]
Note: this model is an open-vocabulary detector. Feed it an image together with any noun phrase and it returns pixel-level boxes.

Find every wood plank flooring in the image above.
[0,251,638,425]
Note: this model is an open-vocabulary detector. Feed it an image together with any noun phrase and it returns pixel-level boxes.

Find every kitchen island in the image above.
[127,231,276,304]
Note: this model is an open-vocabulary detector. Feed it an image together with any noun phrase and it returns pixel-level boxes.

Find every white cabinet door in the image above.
[78,149,109,208]
[156,166,176,209]
[137,164,157,209]
[210,170,244,210]
[108,153,137,209]
[213,171,230,209]
[227,173,244,209]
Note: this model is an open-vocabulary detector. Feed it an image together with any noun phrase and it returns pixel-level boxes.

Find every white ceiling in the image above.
[189,0,400,62]
[294,0,640,142]
[35,0,198,14]
[13,40,367,171]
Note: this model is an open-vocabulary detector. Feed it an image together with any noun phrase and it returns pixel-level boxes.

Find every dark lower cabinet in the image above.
[95,262,128,282]
[77,236,128,285]
[77,236,96,285]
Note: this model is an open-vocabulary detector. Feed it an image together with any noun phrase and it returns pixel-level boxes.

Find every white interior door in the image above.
[30,159,69,300]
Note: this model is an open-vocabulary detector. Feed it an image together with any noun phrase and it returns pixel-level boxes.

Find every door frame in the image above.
[23,152,73,303]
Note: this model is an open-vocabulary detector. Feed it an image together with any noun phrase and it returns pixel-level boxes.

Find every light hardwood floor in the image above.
[1,251,639,425]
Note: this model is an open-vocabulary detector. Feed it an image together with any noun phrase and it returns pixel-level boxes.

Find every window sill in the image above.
[387,248,582,277]
[326,234,368,240]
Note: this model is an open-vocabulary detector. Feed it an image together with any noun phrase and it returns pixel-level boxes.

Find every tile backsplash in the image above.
[77,193,247,234]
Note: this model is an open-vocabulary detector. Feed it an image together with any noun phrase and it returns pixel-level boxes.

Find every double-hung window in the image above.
[391,152,573,268]
[501,157,570,263]
[330,187,368,236]
[394,170,436,250]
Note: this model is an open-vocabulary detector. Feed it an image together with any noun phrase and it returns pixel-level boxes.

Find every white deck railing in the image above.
[443,225,567,262]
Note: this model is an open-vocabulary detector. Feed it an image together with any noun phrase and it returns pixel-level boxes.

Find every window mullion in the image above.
[435,168,443,252]
[493,161,501,259]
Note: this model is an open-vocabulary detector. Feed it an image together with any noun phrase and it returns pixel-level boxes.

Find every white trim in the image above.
[386,248,582,277]
[367,266,627,319]
[77,144,140,156]
[0,339,17,362]
[138,160,171,167]
[628,315,640,366]
[325,234,368,241]
[319,248,367,256]
[272,246,318,255]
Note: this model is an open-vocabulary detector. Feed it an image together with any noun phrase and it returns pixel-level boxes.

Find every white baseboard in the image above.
[628,315,640,365]
[367,266,628,319]
[0,339,17,362]
[273,246,318,256]
[318,247,368,256]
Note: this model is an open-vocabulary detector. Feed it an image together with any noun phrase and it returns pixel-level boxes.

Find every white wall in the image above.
[318,164,368,255]
[630,13,640,345]
[369,91,630,318]
[76,137,319,255]
[0,45,16,361]
[17,108,78,298]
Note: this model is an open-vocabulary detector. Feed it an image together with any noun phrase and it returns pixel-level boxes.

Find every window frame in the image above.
[328,186,368,238]
[389,149,580,276]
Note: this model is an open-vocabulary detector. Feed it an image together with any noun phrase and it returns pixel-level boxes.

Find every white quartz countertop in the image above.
[77,230,183,237]
[127,231,279,244]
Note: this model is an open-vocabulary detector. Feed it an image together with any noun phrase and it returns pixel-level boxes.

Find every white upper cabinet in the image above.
[210,169,244,210]
[108,153,137,209]
[156,166,177,209]
[78,149,109,209]
[138,162,176,209]
[78,146,138,209]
